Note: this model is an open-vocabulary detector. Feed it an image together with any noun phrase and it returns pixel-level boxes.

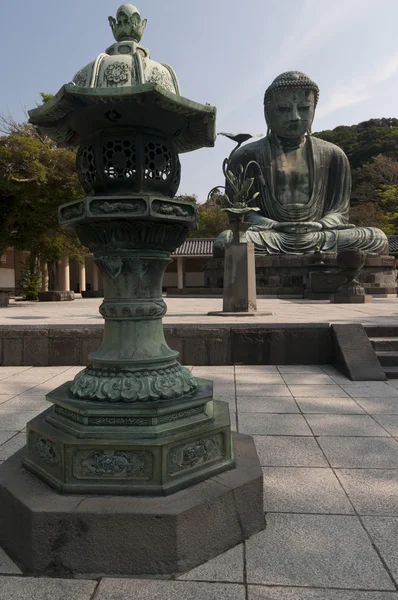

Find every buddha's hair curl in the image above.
[264,71,320,109]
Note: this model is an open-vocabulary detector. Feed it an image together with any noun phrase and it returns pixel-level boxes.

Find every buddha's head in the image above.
[264,71,319,139]
[108,4,147,43]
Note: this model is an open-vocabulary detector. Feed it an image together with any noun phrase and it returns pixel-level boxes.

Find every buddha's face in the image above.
[265,89,315,139]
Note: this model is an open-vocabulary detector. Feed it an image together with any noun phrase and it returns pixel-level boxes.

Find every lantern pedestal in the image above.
[0,434,264,575]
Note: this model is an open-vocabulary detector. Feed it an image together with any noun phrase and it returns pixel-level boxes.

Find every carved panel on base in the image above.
[168,433,224,475]
[74,449,153,480]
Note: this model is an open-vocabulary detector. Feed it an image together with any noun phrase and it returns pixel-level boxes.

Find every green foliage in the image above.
[18,259,41,301]
[189,202,228,238]
[0,120,86,261]
[40,93,54,104]
[174,193,198,204]
[314,118,398,169]
[350,203,395,236]
[316,120,398,234]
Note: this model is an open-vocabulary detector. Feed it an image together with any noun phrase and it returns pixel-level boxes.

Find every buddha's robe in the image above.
[214,135,388,256]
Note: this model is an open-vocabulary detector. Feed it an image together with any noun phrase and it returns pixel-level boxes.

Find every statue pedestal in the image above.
[333,295,373,304]
[205,254,397,299]
[223,243,257,312]
[208,243,271,316]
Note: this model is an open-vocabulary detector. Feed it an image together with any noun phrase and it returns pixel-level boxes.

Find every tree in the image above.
[315,120,398,234]
[189,202,228,238]
[174,193,197,204]
[0,118,86,274]
[314,118,398,169]
[349,203,395,235]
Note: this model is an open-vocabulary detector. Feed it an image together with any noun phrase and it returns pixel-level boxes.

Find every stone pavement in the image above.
[4,296,398,325]
[2,365,398,597]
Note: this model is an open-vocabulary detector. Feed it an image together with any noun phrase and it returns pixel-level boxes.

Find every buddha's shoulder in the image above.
[310,136,348,159]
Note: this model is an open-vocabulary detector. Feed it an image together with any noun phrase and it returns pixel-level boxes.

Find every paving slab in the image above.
[0,432,25,460]
[95,580,246,600]
[0,368,32,378]
[0,577,96,600]
[236,384,291,397]
[248,587,398,599]
[252,436,328,467]
[236,374,285,385]
[319,437,398,468]
[305,415,390,437]
[237,397,299,413]
[245,513,395,589]
[363,516,398,585]
[295,397,365,414]
[289,385,349,398]
[0,412,41,432]
[0,396,49,412]
[238,413,312,436]
[179,543,244,582]
[354,397,398,414]
[263,467,354,514]
[336,469,398,516]
[0,395,17,404]
[282,374,335,385]
[0,383,39,395]
[341,384,398,398]
[372,415,398,436]
[5,370,68,383]
[0,432,19,446]
[3,296,398,326]
[277,365,326,374]
[236,366,279,373]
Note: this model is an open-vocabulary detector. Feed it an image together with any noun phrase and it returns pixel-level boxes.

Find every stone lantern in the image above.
[0,4,264,575]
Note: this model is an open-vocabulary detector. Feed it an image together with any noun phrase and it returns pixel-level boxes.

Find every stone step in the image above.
[365,326,398,338]
[384,366,398,379]
[376,351,398,366]
[370,337,398,351]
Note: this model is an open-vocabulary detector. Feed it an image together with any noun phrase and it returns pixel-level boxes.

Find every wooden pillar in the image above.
[59,256,70,291]
[177,256,184,290]
[92,261,99,292]
[79,259,86,293]
[40,261,49,292]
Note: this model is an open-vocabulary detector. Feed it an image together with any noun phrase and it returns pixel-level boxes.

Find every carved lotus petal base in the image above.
[70,363,198,402]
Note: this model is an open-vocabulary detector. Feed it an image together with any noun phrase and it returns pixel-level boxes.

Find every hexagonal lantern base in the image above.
[22,379,235,496]
[0,434,264,575]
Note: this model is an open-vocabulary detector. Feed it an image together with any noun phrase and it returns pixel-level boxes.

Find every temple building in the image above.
[0,239,215,295]
[1,237,398,297]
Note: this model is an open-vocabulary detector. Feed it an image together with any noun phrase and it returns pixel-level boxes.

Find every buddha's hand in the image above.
[273,222,323,233]
[324,223,356,231]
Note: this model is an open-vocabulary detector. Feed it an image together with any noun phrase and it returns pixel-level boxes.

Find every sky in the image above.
[1,0,398,202]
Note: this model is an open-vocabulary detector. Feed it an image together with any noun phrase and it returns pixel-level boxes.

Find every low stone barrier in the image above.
[0,324,333,366]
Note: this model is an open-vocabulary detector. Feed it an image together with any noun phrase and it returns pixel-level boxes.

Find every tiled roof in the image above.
[172,236,398,256]
[172,238,214,256]
[389,236,398,254]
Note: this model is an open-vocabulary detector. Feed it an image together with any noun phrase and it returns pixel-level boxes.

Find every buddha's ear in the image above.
[263,106,271,130]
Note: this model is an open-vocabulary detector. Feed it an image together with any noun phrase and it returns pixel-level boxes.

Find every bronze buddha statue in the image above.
[214,71,388,257]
